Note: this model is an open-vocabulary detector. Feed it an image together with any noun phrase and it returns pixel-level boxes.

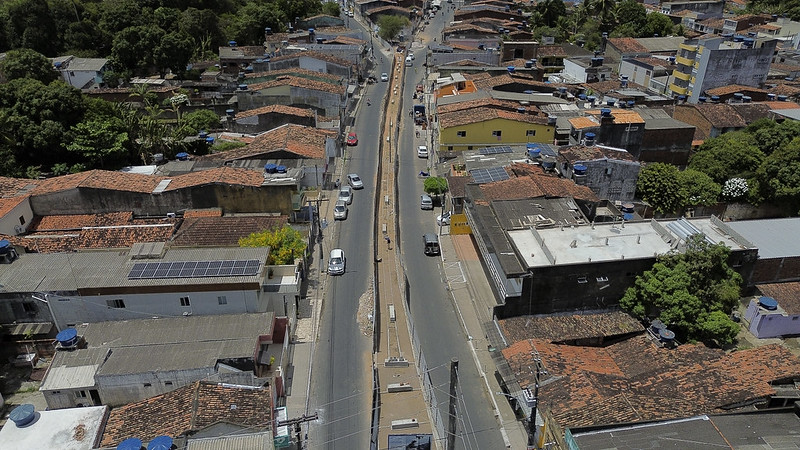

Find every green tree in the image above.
[620,235,742,345]
[613,0,645,32]
[377,15,410,41]
[154,31,195,77]
[67,118,130,168]
[0,48,58,84]
[641,12,675,37]
[182,109,221,136]
[240,225,307,265]
[756,138,800,213]
[748,118,800,156]
[688,132,764,184]
[277,0,322,24]
[4,0,59,55]
[322,2,340,17]
[536,0,567,28]
[636,163,682,213]
[222,2,287,46]
[110,25,165,75]
[677,169,720,208]
[423,176,448,197]
[586,0,618,32]
[64,20,112,57]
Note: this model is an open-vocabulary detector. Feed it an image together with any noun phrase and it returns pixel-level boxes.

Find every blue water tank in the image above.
[9,404,36,427]
[558,87,567,94]
[742,95,751,103]
[228,40,237,47]
[176,152,189,161]
[226,109,235,116]
[517,107,526,113]
[507,66,515,73]
[621,202,635,213]
[276,165,287,173]
[711,95,720,102]
[767,93,776,100]
[198,131,208,138]
[118,438,143,450]
[308,28,315,34]
[0,239,11,253]
[541,160,556,170]
[651,319,665,333]
[147,436,173,450]
[626,100,635,107]
[623,213,634,221]
[264,163,277,173]
[528,147,541,158]
[600,108,611,117]
[584,132,596,144]
[778,95,788,101]
[698,96,707,103]
[523,90,534,94]
[578,93,587,100]
[205,137,215,144]
[238,84,248,90]
[677,95,686,101]
[606,100,615,106]
[56,328,79,347]
[573,164,587,175]
[587,96,596,103]
[759,296,778,310]
[659,328,675,342]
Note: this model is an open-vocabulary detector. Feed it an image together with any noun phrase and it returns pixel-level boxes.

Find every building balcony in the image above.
[673,70,691,81]
[669,83,688,95]
[679,43,698,52]
[675,55,694,66]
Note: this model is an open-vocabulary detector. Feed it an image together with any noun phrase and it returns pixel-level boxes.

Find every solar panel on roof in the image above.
[470,166,510,184]
[479,146,513,155]
[127,260,261,279]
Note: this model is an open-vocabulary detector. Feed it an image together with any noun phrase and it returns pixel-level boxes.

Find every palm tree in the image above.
[586,0,618,32]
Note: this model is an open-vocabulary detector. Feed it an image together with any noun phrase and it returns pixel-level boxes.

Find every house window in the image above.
[180,296,191,307]
[467,146,473,150]
[577,277,588,284]
[52,390,61,394]
[447,146,453,151]
[218,296,228,305]
[106,299,126,309]
[526,130,536,136]
[606,167,613,175]
[22,302,36,313]
[457,130,467,137]
[143,383,152,387]
[596,276,609,282]
[18,215,25,225]
[164,381,173,386]
[75,391,87,398]
[492,130,502,137]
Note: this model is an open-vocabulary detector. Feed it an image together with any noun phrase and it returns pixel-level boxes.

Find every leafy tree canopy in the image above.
[688,132,764,184]
[756,138,800,214]
[620,235,742,345]
[322,2,340,17]
[747,118,800,156]
[423,176,449,197]
[636,163,682,214]
[677,169,720,208]
[0,48,58,84]
[240,225,307,265]
[182,109,222,136]
[377,14,410,41]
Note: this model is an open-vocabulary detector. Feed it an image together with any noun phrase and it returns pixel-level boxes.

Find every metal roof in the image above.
[0,247,269,293]
[0,405,107,450]
[725,217,800,259]
[186,431,274,450]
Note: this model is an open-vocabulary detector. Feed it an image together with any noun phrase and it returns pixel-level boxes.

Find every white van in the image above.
[405,56,413,67]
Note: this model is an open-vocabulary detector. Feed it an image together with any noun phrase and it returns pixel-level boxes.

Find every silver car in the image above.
[348,173,364,189]
[334,200,348,220]
[338,186,353,205]
[328,248,346,275]
[420,194,433,210]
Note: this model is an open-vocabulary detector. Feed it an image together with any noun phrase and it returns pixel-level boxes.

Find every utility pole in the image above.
[447,358,458,450]
[278,412,318,449]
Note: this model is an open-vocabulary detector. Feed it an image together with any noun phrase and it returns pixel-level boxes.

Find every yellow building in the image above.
[438,100,554,152]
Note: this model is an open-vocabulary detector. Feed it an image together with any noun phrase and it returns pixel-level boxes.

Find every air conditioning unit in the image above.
[14,225,26,234]
[166,212,176,218]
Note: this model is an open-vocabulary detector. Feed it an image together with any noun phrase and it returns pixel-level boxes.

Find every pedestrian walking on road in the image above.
[385,236,391,249]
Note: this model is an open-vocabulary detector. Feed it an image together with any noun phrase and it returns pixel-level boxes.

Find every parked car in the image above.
[334,200,348,220]
[380,73,389,82]
[420,194,433,210]
[346,132,358,146]
[328,248,346,275]
[338,186,353,205]
[348,173,364,189]
[437,211,452,226]
[417,145,428,158]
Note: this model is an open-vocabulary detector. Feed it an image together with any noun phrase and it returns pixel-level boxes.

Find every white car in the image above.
[348,173,364,189]
[347,11,353,17]
[420,194,433,210]
[338,186,353,205]
[437,211,452,226]
[328,248,346,275]
[334,200,348,220]
[410,52,415,60]
[417,145,428,158]
[380,72,389,82]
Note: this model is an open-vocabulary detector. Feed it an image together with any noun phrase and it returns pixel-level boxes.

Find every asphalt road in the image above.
[308,16,393,450]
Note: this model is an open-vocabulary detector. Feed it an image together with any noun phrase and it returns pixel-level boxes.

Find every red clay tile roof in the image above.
[757,282,800,315]
[183,208,223,218]
[30,212,134,231]
[692,103,747,128]
[587,109,645,124]
[248,75,345,95]
[582,80,623,95]
[472,73,553,91]
[537,45,568,57]
[503,335,800,428]
[607,37,648,54]
[499,311,643,344]
[769,84,800,97]
[568,116,598,130]
[165,167,267,190]
[171,216,289,247]
[235,104,316,120]
[0,176,39,198]
[201,124,335,162]
[266,50,352,67]
[559,145,637,163]
[730,103,772,123]
[326,35,367,45]
[448,42,481,51]
[100,381,272,447]
[704,85,767,96]
[0,196,27,218]
[438,97,541,115]
[245,67,342,83]
[764,100,800,110]
[446,175,470,198]
[440,107,549,128]
[444,24,497,34]
[445,58,492,66]
[481,164,599,202]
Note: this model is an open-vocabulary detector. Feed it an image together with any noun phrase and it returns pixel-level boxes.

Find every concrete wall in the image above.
[692,40,777,103]
[48,289,264,327]
[43,387,100,409]
[28,184,296,217]
[61,70,100,90]
[750,256,800,284]
[745,299,800,338]
[640,126,693,166]
[597,121,644,157]
[0,198,33,235]
[266,57,351,79]
[430,51,501,66]
[233,112,317,134]
[0,294,55,326]
[439,117,554,151]
[564,159,639,202]
[96,367,257,406]
[238,85,342,117]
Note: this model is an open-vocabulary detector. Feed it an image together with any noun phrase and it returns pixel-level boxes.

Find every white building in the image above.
[0,404,107,449]
[39,312,283,409]
[51,56,110,89]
